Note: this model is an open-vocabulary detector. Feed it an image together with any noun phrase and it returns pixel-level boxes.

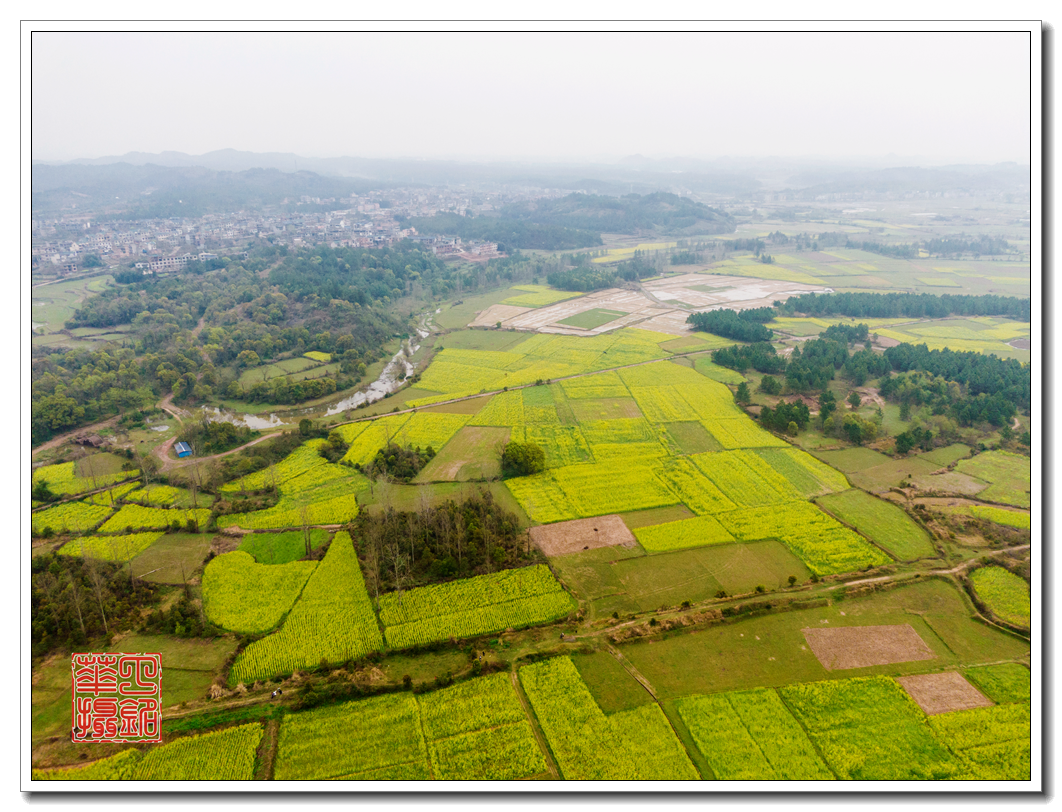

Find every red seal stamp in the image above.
[71,653,161,743]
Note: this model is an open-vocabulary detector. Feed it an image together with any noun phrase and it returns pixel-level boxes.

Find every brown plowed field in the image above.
[530,514,638,556]
[802,623,936,670]
[897,671,994,715]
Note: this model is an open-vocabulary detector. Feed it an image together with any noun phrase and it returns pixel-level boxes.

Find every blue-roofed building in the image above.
[174,442,193,458]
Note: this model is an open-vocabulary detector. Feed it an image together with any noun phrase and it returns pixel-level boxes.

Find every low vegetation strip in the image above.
[275,693,428,781]
[969,566,1030,628]
[58,531,164,562]
[676,689,833,780]
[779,676,962,780]
[519,657,698,780]
[31,501,113,535]
[230,532,384,684]
[202,551,317,635]
[378,565,576,649]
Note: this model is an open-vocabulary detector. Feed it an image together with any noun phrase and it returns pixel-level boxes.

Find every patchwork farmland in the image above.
[31,254,1032,784]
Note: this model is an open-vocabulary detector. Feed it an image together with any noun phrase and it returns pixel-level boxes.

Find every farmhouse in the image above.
[174,441,193,458]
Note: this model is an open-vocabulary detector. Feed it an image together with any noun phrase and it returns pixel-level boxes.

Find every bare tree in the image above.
[66,570,87,638]
[84,556,110,636]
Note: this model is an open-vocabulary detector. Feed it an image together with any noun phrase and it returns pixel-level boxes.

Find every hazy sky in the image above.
[32,31,1031,164]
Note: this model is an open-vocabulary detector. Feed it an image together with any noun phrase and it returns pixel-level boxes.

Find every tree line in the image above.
[773,291,1030,321]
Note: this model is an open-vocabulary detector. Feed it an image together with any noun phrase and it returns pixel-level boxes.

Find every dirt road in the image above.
[153,431,283,472]
[32,416,124,459]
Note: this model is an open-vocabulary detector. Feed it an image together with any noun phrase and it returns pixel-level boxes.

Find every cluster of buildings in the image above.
[30,185,557,278]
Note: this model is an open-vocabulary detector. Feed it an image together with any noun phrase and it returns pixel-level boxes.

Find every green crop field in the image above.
[963,663,1031,704]
[570,651,654,713]
[238,528,331,564]
[967,505,1031,529]
[202,551,317,634]
[928,702,1031,780]
[236,355,318,386]
[218,457,368,529]
[817,489,936,560]
[126,484,214,509]
[31,274,117,335]
[676,688,833,779]
[32,501,113,535]
[920,443,973,467]
[132,724,264,781]
[954,451,1031,508]
[276,693,428,780]
[58,531,164,561]
[556,308,628,330]
[414,426,509,482]
[83,482,139,506]
[33,460,138,497]
[780,676,963,780]
[275,672,546,780]
[550,540,810,617]
[378,564,576,649]
[230,532,383,684]
[519,657,698,780]
[219,439,329,493]
[633,514,735,552]
[98,504,211,534]
[129,532,213,584]
[418,673,547,780]
[502,284,582,308]
[36,723,263,781]
[969,566,1030,627]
